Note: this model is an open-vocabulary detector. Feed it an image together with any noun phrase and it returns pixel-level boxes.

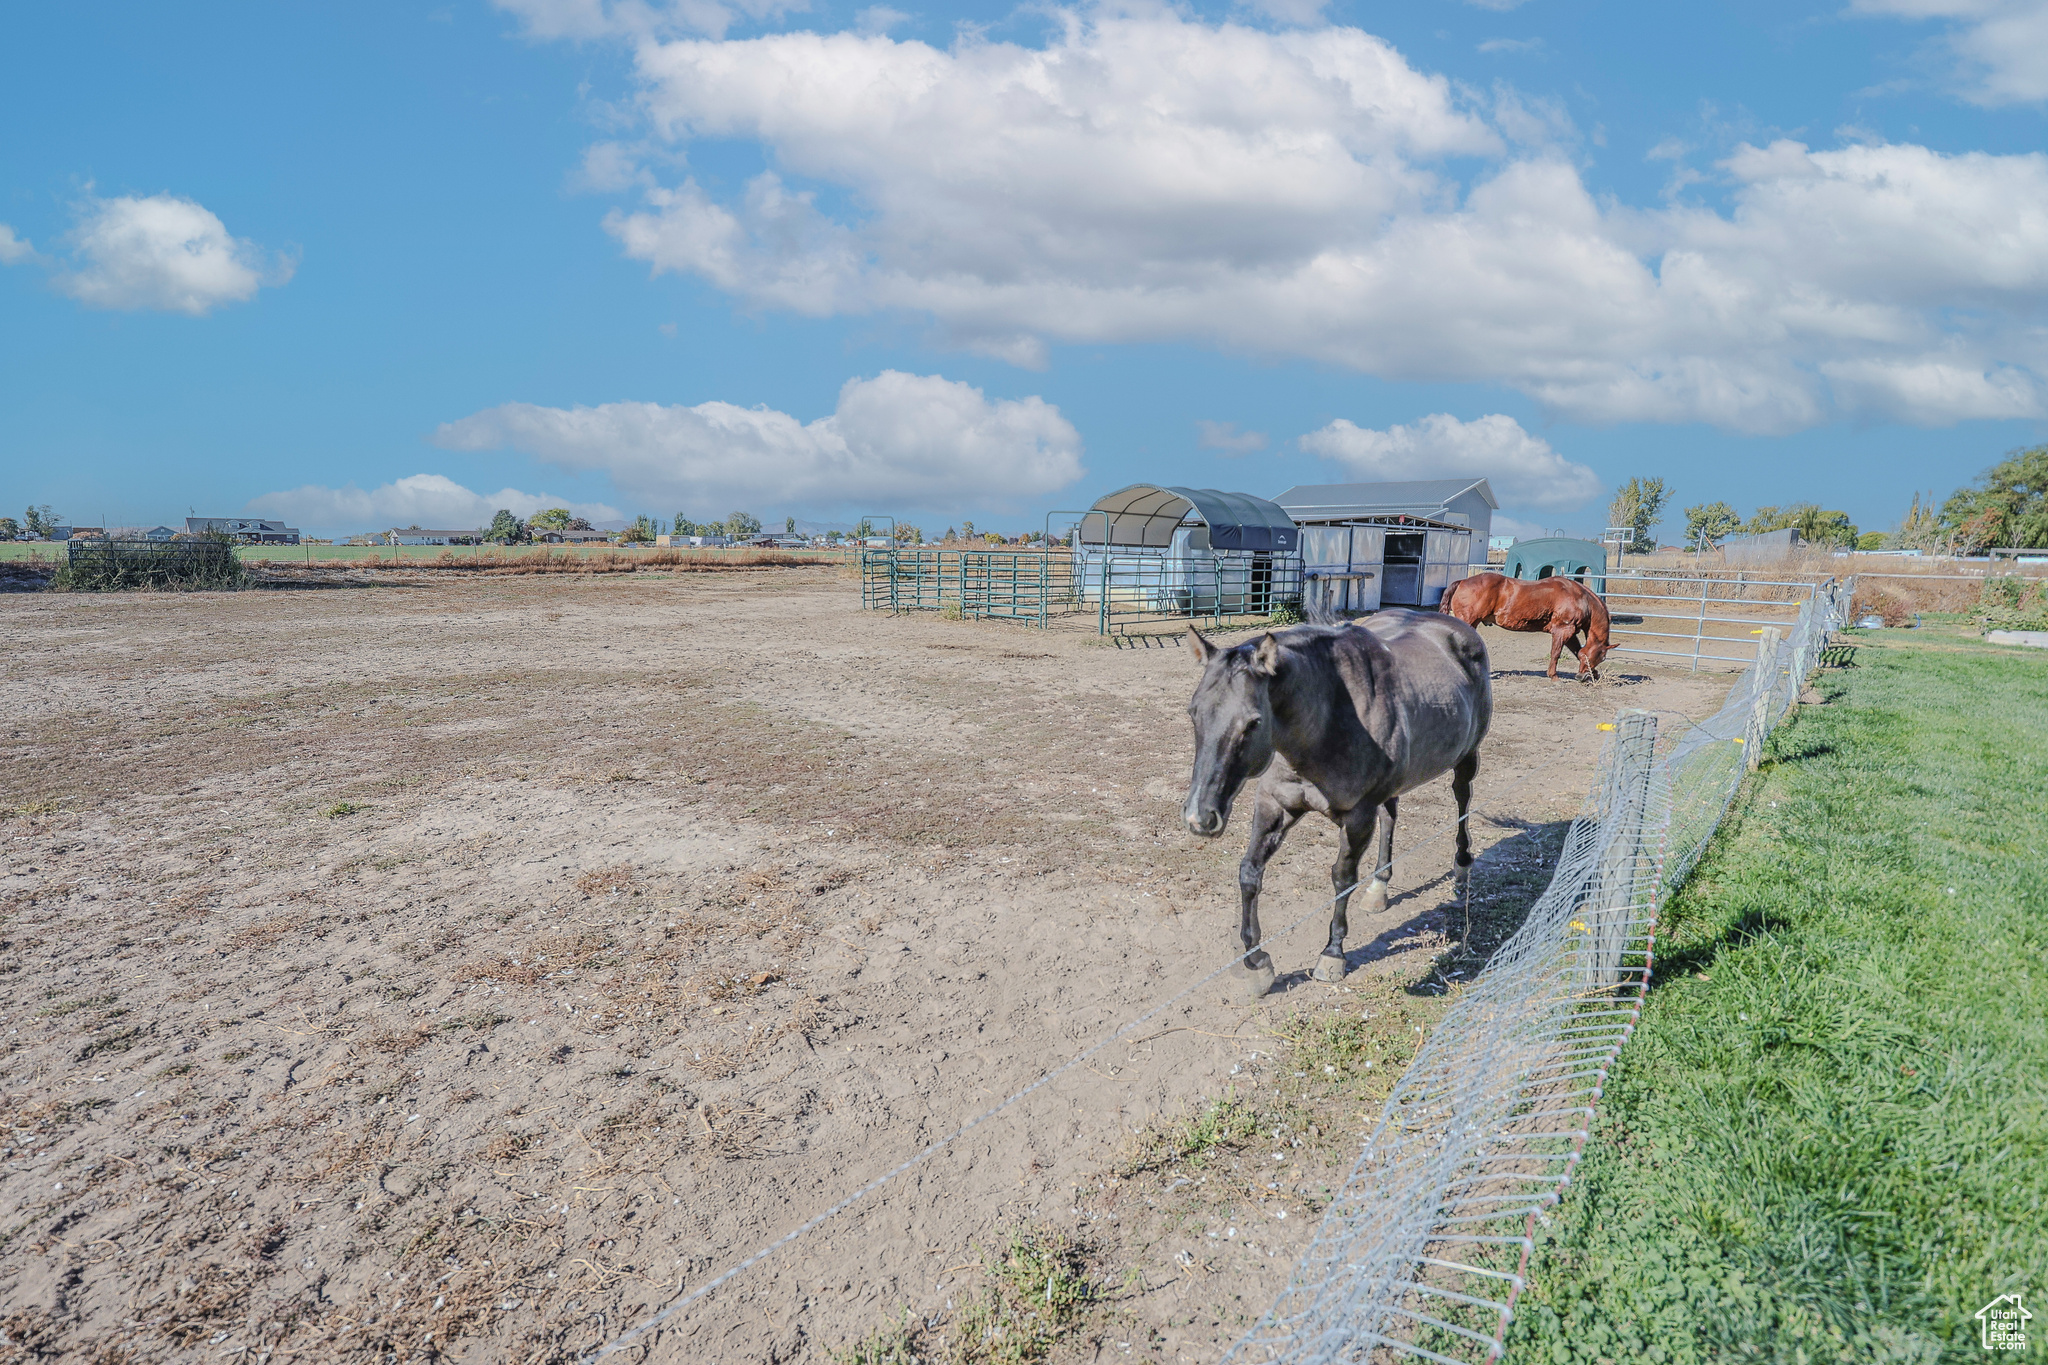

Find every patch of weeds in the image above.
[576,864,640,897]
[5,797,65,819]
[954,1225,1098,1364]
[1121,1091,1258,1176]
[322,802,363,818]
[78,1025,146,1061]
[222,1049,254,1064]
[38,992,118,1018]
[228,912,310,951]
[1276,1009,1413,1100]
[155,1062,197,1079]
[438,1010,509,1033]
[832,1312,922,1365]
[483,1129,537,1162]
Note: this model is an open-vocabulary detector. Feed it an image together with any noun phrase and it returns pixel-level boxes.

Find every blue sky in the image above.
[3,0,2045,539]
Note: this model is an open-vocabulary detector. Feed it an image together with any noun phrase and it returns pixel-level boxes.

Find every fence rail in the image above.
[1231,580,1852,1364]
[1600,572,1829,672]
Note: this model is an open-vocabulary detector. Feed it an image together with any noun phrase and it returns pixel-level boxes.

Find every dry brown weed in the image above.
[575,864,639,897]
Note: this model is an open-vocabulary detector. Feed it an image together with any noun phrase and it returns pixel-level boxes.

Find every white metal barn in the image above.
[1271,479,1495,614]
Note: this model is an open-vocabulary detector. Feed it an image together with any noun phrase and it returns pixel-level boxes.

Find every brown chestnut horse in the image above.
[1442,572,1612,680]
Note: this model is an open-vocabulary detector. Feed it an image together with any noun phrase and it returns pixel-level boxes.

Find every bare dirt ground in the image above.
[0,569,1730,1364]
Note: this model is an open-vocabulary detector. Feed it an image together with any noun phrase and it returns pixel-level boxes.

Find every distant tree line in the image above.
[1612,445,2048,555]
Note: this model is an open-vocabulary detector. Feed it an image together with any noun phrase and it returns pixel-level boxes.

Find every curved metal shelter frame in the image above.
[1086,484,1300,553]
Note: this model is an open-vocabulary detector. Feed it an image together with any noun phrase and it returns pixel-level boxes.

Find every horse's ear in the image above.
[1186,626,1217,665]
[1252,632,1282,676]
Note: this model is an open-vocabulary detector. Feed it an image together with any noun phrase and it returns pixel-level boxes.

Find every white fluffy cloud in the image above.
[54,194,290,315]
[433,370,1084,514]
[247,474,620,532]
[581,9,2048,433]
[1298,413,1600,509]
[1196,420,1268,454]
[494,0,804,41]
[1854,0,2048,105]
[0,225,33,265]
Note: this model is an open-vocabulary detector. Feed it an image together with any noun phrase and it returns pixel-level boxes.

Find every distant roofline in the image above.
[1273,478,1500,511]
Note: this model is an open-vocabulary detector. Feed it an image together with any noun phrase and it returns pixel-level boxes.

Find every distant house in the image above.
[186,517,300,545]
[531,528,612,545]
[656,533,731,547]
[388,529,477,546]
[749,533,811,548]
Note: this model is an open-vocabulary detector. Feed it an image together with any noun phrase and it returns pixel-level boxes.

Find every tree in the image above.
[1941,446,2048,550]
[893,522,923,544]
[1893,491,1942,550]
[1681,500,1741,550]
[725,511,762,538]
[23,505,57,538]
[530,507,572,532]
[961,519,976,540]
[854,517,874,541]
[1607,477,1671,552]
[0,517,16,541]
[486,509,526,544]
[1856,531,1887,551]
[942,526,958,542]
[622,515,658,543]
[785,516,796,533]
[566,516,594,531]
[1747,502,1857,547]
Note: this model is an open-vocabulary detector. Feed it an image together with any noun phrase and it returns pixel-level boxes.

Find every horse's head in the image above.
[1182,627,1281,837]
[1579,632,1613,679]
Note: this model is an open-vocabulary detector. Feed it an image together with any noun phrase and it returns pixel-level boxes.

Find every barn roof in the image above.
[1271,479,1500,523]
[1086,484,1300,553]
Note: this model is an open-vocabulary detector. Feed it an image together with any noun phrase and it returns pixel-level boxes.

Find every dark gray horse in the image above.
[1182,610,1493,996]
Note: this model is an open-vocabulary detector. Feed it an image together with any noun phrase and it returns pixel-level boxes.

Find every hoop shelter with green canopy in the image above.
[1503,537,1607,593]
[1071,484,1304,623]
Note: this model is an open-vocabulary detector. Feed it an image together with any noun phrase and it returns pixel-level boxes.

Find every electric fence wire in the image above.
[1224,580,1852,1365]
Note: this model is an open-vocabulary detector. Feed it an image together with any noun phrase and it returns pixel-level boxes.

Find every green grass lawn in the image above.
[1506,628,2048,1364]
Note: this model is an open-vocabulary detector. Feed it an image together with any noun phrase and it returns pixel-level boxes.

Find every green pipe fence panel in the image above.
[960,551,1074,625]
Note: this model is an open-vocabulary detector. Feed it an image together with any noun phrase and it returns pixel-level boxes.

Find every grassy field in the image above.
[1507,626,2048,1364]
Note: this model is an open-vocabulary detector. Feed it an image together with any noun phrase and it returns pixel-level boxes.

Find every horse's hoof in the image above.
[1313,953,1348,983]
[1245,961,1277,999]
[1362,879,1389,915]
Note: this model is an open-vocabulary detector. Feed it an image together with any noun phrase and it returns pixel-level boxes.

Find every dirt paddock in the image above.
[0,569,1730,1363]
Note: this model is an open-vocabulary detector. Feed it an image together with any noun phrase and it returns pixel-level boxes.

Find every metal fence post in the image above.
[1689,576,1709,672]
[1747,627,1781,770]
[1591,708,1659,987]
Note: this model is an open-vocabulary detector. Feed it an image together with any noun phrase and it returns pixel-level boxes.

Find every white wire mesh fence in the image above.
[1227,578,1853,1365]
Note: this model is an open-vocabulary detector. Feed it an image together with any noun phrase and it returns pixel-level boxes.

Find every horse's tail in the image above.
[1304,587,1344,627]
